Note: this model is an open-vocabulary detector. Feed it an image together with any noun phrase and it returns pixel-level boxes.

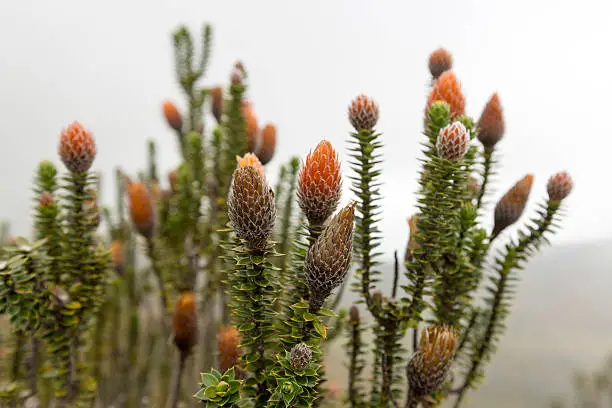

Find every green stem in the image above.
[475,147,494,211]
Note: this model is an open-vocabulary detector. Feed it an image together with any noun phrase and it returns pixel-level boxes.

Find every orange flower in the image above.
[297,140,342,227]
[110,240,124,274]
[547,171,573,203]
[58,121,97,173]
[236,152,265,178]
[127,181,156,239]
[492,174,534,237]
[426,71,465,117]
[211,86,223,123]
[218,324,241,373]
[172,291,198,354]
[428,48,453,79]
[348,94,379,131]
[241,101,259,152]
[256,123,277,165]
[162,100,182,131]
[477,93,505,149]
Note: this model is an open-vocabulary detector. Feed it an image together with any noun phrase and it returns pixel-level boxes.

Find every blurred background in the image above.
[0,1,611,406]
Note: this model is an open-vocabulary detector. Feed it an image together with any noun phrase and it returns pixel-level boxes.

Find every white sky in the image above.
[1,0,610,257]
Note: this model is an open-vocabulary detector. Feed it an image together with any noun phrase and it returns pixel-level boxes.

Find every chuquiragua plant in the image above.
[0,24,574,408]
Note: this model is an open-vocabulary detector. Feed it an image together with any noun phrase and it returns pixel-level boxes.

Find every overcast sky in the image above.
[1,0,610,258]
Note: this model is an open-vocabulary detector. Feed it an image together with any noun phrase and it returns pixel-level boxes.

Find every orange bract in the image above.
[477,93,505,148]
[218,324,241,373]
[241,101,259,152]
[427,71,465,117]
[127,181,156,239]
[297,140,342,226]
[58,121,97,173]
[492,174,534,237]
[236,152,265,178]
[172,291,198,354]
[110,240,124,274]
[162,100,182,131]
[256,123,277,165]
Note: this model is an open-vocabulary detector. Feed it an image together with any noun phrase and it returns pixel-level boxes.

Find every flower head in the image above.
[172,291,198,354]
[211,86,223,123]
[218,324,241,374]
[58,121,97,173]
[477,93,505,149]
[349,305,360,324]
[348,94,380,131]
[436,121,470,161]
[241,101,259,153]
[427,71,465,117]
[256,123,277,165]
[428,48,453,79]
[110,240,124,275]
[290,343,312,372]
[492,174,534,237]
[297,140,342,227]
[127,181,156,239]
[547,171,573,203]
[236,152,265,179]
[162,100,183,131]
[228,166,276,251]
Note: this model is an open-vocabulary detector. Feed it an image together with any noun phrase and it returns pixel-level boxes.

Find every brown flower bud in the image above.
[39,191,55,208]
[168,169,178,194]
[547,171,573,203]
[58,121,97,173]
[211,86,223,123]
[256,123,277,165]
[436,121,470,161]
[290,343,312,372]
[127,181,156,239]
[427,71,465,118]
[172,291,198,354]
[349,305,360,324]
[407,325,459,397]
[348,94,380,131]
[241,101,260,153]
[297,140,342,227]
[428,48,453,79]
[218,324,241,374]
[305,202,355,311]
[236,152,265,179]
[228,166,276,251]
[162,100,183,131]
[477,93,504,149]
[492,174,534,237]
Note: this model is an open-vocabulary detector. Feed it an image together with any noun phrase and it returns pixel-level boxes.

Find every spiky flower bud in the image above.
[477,93,504,149]
[428,48,453,79]
[436,121,470,161]
[305,202,355,310]
[427,71,465,117]
[349,305,360,324]
[492,174,534,237]
[231,62,244,86]
[162,100,183,131]
[547,171,573,203]
[256,123,277,165]
[236,153,265,179]
[228,166,276,251]
[289,343,312,372]
[407,326,459,397]
[58,121,97,173]
[241,101,259,153]
[405,215,420,262]
[218,324,241,373]
[39,191,54,208]
[127,181,156,239]
[172,291,198,354]
[297,140,342,227]
[211,86,223,123]
[348,94,379,131]
[110,240,124,275]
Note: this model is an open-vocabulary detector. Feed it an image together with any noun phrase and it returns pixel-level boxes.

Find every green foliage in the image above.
[267,349,321,408]
[194,368,242,407]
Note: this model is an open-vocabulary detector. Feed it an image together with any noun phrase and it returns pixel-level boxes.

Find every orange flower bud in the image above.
[39,191,55,208]
[436,121,470,161]
[236,152,265,179]
[168,169,178,194]
[547,171,573,203]
[428,48,453,79]
[477,93,505,149]
[127,181,156,239]
[427,71,465,117]
[172,291,198,354]
[492,174,534,237]
[162,100,182,131]
[348,94,379,131]
[297,140,342,227]
[211,86,223,123]
[58,121,97,173]
[110,240,124,275]
[218,324,241,374]
[242,101,260,153]
[256,123,277,165]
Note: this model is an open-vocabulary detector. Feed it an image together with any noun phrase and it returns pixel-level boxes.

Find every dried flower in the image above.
[436,121,470,161]
[547,171,573,203]
[236,152,265,179]
[256,123,277,165]
[348,94,380,131]
[127,181,156,239]
[477,93,504,149]
[428,48,453,79]
[492,174,534,237]
[39,191,54,208]
[228,166,276,251]
[211,86,223,123]
[218,324,241,373]
[162,100,183,131]
[58,121,97,173]
[172,291,198,354]
[110,240,124,275]
[407,325,459,397]
[305,202,355,310]
[297,140,342,227]
[290,343,312,372]
[427,71,465,117]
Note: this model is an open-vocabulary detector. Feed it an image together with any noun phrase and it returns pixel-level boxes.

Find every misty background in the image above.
[1,1,611,406]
